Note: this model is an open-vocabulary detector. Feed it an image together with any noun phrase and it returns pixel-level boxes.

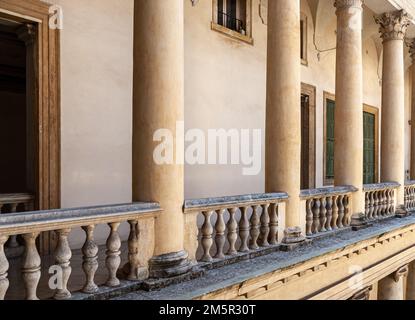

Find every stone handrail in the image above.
[405,181,415,212]
[301,186,357,237]
[0,202,161,300]
[363,182,399,221]
[184,193,288,263]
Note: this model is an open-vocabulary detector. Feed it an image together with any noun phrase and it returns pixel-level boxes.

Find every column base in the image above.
[149,250,193,279]
[351,213,372,231]
[396,205,409,218]
[280,227,310,252]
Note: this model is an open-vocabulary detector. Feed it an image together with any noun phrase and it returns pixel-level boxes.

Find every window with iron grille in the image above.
[212,0,252,43]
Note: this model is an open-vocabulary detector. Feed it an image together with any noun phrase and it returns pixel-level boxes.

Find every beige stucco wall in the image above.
[38,0,412,246]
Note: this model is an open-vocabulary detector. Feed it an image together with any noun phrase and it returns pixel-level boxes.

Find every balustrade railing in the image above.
[363,182,399,221]
[184,193,288,263]
[0,194,35,255]
[301,186,357,237]
[0,202,160,300]
[405,181,415,212]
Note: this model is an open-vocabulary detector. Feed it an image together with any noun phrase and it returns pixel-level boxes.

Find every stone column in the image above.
[133,0,191,278]
[334,0,365,227]
[407,261,415,300]
[378,265,408,300]
[409,41,415,180]
[376,10,410,215]
[265,0,304,247]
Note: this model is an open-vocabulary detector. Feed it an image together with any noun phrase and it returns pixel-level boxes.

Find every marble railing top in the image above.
[405,180,415,187]
[300,186,358,199]
[184,193,289,212]
[0,202,161,235]
[0,193,34,205]
[363,182,400,191]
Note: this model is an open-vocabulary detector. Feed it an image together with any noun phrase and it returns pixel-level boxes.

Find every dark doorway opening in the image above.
[0,19,34,194]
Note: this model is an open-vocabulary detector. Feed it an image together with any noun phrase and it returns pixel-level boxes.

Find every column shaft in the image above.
[133,0,191,277]
[265,0,301,230]
[334,0,365,218]
[407,261,415,300]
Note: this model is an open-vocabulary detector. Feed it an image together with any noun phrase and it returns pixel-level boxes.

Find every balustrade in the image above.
[0,203,160,300]
[363,183,399,221]
[405,181,415,212]
[184,193,288,263]
[301,186,357,237]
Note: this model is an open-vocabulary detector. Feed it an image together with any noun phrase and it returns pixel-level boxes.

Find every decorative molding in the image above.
[375,10,411,42]
[393,265,409,282]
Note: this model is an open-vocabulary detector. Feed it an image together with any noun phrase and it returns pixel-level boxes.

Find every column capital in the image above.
[334,0,363,12]
[375,10,411,42]
[393,265,409,283]
[407,38,415,62]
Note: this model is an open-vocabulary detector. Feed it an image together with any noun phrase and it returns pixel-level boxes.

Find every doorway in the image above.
[301,83,316,190]
[0,0,61,253]
[0,19,35,195]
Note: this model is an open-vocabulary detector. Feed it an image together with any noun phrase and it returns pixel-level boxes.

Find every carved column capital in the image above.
[375,10,411,42]
[334,0,363,12]
[407,38,415,62]
[393,265,409,283]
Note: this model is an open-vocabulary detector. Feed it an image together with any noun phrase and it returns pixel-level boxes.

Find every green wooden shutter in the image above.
[363,112,376,184]
[326,100,335,181]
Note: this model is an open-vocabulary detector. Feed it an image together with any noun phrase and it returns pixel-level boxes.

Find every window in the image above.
[300,13,308,66]
[323,93,379,186]
[212,0,252,44]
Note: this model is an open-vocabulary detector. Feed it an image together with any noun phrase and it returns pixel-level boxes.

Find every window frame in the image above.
[323,92,380,186]
[212,0,253,45]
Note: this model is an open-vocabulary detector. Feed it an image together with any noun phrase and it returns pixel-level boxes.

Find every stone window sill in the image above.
[211,22,253,45]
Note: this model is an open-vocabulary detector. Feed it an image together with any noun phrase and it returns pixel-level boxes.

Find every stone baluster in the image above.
[22,233,41,300]
[369,192,375,220]
[326,197,333,232]
[259,203,270,247]
[332,196,339,230]
[373,191,379,219]
[269,203,279,245]
[365,192,370,220]
[82,225,99,293]
[312,199,321,234]
[105,223,121,287]
[0,235,9,300]
[250,205,261,250]
[201,210,214,261]
[337,195,345,229]
[343,196,351,226]
[53,229,72,300]
[214,209,226,259]
[389,189,395,215]
[320,198,327,233]
[227,208,238,255]
[381,190,387,216]
[125,220,147,281]
[7,204,19,249]
[306,199,314,236]
[239,207,250,252]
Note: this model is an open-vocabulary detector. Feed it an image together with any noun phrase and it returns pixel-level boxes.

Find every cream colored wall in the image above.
[45,0,134,209]
[39,0,412,241]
